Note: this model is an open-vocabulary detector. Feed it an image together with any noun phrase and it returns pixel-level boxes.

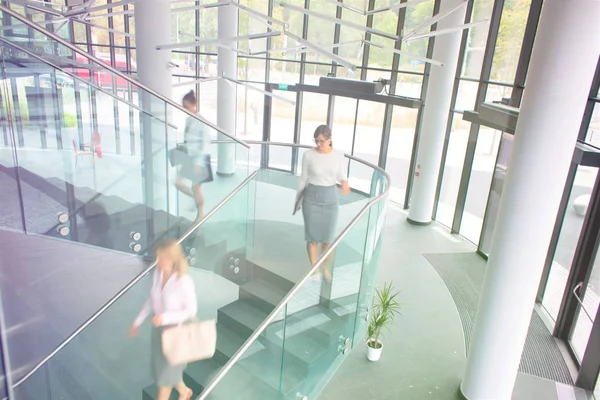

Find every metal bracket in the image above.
[573,282,595,323]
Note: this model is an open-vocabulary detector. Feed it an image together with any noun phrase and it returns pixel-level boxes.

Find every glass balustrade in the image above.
[0,8,252,257]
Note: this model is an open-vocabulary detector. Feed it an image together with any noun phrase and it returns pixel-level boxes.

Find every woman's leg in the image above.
[175,381,192,399]
[175,176,194,198]
[156,386,172,400]
[320,242,334,281]
[307,242,319,272]
[192,183,205,221]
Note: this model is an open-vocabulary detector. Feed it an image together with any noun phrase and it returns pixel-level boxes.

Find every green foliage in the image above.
[63,112,77,128]
[491,0,531,82]
[366,282,401,348]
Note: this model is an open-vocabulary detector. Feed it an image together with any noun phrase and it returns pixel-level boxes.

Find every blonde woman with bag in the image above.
[129,240,197,400]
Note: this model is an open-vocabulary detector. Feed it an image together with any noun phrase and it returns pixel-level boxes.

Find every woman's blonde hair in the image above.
[155,239,189,277]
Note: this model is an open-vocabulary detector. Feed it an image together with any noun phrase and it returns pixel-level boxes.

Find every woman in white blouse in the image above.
[129,240,197,400]
[298,125,350,280]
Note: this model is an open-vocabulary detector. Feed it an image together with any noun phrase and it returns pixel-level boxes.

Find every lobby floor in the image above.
[319,203,594,400]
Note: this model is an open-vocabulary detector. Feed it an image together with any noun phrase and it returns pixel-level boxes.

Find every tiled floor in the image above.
[319,204,595,400]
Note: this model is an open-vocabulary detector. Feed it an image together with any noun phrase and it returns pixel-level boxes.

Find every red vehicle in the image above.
[72,53,136,91]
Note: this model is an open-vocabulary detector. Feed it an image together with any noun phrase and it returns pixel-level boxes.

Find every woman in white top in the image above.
[129,239,197,400]
[175,90,213,222]
[298,125,350,281]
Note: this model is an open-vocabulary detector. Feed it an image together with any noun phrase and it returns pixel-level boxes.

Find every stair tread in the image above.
[219,300,269,333]
[241,278,288,307]
[185,358,277,399]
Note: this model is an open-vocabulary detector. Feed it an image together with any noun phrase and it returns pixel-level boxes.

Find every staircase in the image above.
[142,258,357,400]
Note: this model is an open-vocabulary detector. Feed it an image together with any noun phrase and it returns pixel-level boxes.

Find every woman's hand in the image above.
[151,314,163,327]
[341,181,350,196]
[128,324,139,337]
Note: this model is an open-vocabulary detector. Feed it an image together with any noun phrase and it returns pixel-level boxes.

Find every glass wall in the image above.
[541,166,598,324]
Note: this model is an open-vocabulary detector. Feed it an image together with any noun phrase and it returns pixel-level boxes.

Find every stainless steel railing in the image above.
[12,169,260,388]
[0,5,249,149]
[197,141,390,399]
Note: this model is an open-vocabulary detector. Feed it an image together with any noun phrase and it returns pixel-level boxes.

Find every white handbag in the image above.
[162,318,217,365]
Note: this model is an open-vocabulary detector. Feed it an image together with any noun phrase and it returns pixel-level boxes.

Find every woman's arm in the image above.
[298,151,309,192]
[133,296,152,328]
[337,152,350,195]
[161,276,198,325]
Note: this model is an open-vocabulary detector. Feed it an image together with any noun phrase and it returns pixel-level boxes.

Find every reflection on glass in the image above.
[329,96,357,155]
[352,100,383,166]
[300,93,330,145]
[269,92,297,171]
[541,167,598,324]
[459,127,501,244]
[571,246,600,361]
[385,107,418,205]
[490,0,532,84]
[461,0,494,78]
[584,103,600,148]
[478,133,514,255]
[435,115,471,228]
[484,84,513,104]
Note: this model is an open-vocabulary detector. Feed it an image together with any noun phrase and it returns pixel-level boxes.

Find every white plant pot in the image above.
[366,340,383,361]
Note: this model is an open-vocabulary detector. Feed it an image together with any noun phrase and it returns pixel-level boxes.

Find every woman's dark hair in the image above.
[182,90,196,106]
[313,124,333,147]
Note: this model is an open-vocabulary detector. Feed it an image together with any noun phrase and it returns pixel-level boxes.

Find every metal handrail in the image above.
[12,169,259,388]
[0,36,178,130]
[0,5,249,149]
[197,144,390,399]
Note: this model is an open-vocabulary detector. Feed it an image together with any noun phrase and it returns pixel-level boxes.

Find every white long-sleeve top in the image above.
[133,269,198,327]
[298,148,347,192]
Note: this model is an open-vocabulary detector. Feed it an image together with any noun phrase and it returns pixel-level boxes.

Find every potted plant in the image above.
[366,282,401,361]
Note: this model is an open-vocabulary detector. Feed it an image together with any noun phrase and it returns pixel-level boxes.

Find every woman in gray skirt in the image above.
[129,240,197,400]
[298,125,350,281]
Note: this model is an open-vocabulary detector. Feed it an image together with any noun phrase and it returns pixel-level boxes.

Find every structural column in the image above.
[134,0,172,242]
[407,0,466,224]
[461,1,600,399]
[216,2,238,176]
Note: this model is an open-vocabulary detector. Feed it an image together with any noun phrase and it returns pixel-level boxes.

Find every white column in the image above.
[407,0,467,224]
[216,2,238,176]
[461,1,600,399]
[134,0,172,239]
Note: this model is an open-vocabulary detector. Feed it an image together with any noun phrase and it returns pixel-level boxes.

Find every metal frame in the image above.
[449,0,504,234]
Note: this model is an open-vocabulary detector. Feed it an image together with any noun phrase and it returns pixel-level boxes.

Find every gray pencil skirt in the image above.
[151,326,186,387]
[302,184,339,244]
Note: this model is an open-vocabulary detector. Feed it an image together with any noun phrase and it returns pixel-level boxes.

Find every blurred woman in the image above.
[129,239,197,400]
[175,90,213,222]
[297,125,350,281]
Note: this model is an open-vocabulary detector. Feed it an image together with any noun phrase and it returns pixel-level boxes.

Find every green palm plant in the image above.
[366,282,401,349]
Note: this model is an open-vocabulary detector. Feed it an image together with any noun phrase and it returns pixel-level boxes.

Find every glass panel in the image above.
[490,0,532,84]
[541,166,598,324]
[396,0,435,75]
[300,93,330,146]
[435,115,471,228]
[461,0,494,79]
[14,173,257,399]
[478,132,514,255]
[269,91,297,171]
[571,232,600,361]
[352,100,383,166]
[277,210,371,399]
[459,126,501,243]
[330,96,357,155]
[485,83,513,104]
[386,107,418,205]
[455,80,479,112]
[584,102,600,148]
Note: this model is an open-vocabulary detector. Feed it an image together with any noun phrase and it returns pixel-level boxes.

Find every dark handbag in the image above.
[168,143,188,167]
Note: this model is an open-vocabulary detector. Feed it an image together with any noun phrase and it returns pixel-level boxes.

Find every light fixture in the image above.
[278,2,399,41]
[403,20,490,42]
[284,31,357,71]
[362,40,444,66]
[402,0,467,41]
[222,73,297,105]
[172,77,220,88]
[171,0,230,14]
